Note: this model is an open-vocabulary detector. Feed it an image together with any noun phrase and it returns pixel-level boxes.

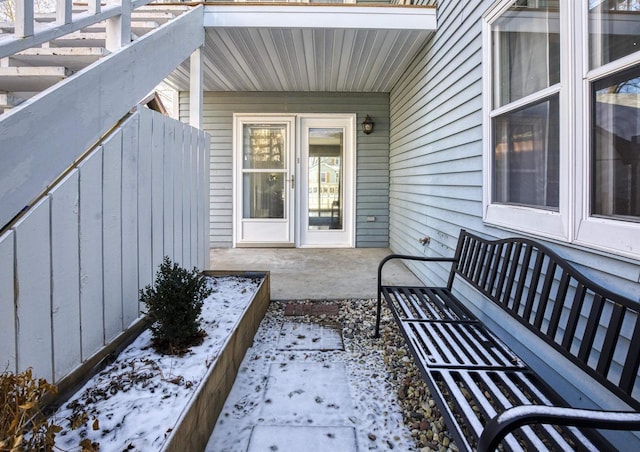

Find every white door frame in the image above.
[233,113,356,248]
[297,114,356,248]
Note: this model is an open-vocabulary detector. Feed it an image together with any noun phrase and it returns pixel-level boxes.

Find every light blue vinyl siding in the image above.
[390,0,639,300]
[181,91,390,248]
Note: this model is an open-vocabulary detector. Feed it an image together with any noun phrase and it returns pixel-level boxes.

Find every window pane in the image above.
[492,1,560,108]
[493,96,560,209]
[243,125,286,170]
[307,128,343,230]
[242,173,285,219]
[589,0,640,69]
[592,65,640,221]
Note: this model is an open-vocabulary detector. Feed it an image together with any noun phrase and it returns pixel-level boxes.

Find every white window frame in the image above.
[573,2,640,259]
[483,0,640,259]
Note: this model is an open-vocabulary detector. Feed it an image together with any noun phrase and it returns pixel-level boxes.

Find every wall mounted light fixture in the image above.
[362,115,375,135]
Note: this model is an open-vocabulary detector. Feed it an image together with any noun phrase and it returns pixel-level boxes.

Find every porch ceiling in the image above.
[165,4,437,93]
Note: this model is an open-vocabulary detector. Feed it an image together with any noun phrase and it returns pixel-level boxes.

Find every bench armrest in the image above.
[377,254,457,286]
[374,254,456,338]
[477,405,640,452]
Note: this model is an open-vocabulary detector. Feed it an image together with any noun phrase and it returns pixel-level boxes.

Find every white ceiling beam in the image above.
[203,5,437,32]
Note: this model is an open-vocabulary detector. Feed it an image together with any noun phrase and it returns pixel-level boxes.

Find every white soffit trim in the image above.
[203,5,438,32]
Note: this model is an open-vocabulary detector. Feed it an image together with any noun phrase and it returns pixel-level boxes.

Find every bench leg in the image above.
[374,290,382,338]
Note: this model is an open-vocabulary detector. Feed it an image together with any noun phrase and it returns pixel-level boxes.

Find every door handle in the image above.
[290,174,295,189]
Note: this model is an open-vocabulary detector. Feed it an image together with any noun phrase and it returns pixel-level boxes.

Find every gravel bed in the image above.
[280,298,457,452]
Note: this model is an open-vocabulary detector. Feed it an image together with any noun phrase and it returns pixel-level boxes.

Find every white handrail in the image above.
[0,5,204,231]
[0,0,153,59]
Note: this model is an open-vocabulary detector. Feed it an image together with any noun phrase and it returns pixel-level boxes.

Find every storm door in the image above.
[234,116,295,246]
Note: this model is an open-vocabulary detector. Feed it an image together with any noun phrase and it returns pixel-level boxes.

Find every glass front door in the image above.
[299,116,355,247]
[234,114,354,247]
[307,127,344,231]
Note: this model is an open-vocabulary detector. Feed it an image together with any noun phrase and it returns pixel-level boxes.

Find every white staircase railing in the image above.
[0,5,204,231]
[0,0,154,58]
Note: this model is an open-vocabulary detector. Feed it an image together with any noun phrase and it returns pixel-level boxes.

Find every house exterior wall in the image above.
[389,0,640,441]
[180,91,390,248]
[390,0,639,301]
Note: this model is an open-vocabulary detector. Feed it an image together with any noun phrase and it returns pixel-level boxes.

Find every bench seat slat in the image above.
[381,285,471,321]
[472,371,548,451]
[383,286,429,319]
[431,370,600,451]
[490,372,596,450]
[429,369,484,451]
[401,320,524,369]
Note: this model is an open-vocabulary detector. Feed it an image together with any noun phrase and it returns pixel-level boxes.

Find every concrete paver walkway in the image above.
[207,250,422,451]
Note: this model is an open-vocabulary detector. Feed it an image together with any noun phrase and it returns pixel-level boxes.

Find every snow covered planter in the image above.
[53,271,270,452]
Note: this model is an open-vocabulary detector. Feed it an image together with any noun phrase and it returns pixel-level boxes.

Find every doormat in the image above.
[284,303,339,317]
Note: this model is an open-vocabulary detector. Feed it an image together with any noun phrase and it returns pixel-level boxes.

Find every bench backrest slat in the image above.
[451,230,640,410]
[561,283,587,350]
[597,303,625,376]
[578,294,605,363]
[534,260,557,330]
[521,250,544,319]
[504,243,523,311]
[547,271,571,339]
[621,322,640,394]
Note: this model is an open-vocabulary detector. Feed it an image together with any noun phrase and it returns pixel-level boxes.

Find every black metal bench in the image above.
[375,229,640,451]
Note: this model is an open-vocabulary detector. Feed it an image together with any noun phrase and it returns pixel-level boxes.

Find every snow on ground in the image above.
[53,275,262,451]
[207,300,416,451]
[52,281,418,452]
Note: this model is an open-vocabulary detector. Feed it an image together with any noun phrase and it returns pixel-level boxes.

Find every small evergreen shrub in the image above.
[140,257,213,354]
[0,368,61,451]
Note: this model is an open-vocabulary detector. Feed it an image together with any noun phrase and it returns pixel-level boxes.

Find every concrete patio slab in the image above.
[246,425,357,452]
[277,321,344,351]
[210,247,423,300]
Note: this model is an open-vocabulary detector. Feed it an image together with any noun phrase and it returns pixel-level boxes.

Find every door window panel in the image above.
[242,124,288,220]
[242,173,285,219]
[307,128,343,230]
[243,125,285,169]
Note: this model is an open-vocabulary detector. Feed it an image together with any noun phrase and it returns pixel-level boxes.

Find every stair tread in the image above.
[16,47,108,56]
[11,47,109,71]
[0,66,73,75]
[0,66,73,91]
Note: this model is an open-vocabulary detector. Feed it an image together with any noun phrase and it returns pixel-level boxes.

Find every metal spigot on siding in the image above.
[419,236,431,246]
